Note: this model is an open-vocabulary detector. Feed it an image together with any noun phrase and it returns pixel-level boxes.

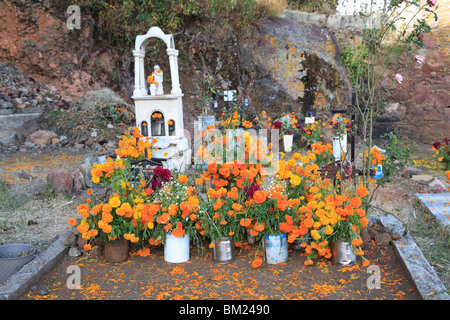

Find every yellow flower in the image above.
[290,174,301,187]
[147,221,154,229]
[311,230,321,240]
[109,196,121,208]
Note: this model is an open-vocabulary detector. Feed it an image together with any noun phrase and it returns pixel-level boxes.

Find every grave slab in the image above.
[415,193,450,226]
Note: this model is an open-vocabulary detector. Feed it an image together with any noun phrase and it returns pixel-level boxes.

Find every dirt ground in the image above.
[19,240,419,300]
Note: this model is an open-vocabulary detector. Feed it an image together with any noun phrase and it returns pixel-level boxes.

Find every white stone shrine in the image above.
[132,26,191,172]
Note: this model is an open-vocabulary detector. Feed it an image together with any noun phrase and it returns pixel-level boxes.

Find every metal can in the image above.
[213,237,236,264]
[331,240,356,266]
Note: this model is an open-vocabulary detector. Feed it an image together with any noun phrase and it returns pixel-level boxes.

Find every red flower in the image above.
[444,138,449,146]
[433,142,441,150]
[151,166,173,189]
[285,131,292,135]
[273,121,282,129]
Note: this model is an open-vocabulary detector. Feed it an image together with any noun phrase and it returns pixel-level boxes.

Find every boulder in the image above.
[374,233,392,247]
[27,130,57,147]
[64,231,78,247]
[47,169,73,193]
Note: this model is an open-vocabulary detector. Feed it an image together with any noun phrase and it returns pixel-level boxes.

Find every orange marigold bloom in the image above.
[252,258,263,268]
[172,222,186,237]
[304,259,314,266]
[68,218,77,226]
[362,259,370,267]
[356,185,369,197]
[240,218,252,227]
[77,224,89,234]
[232,203,242,212]
[350,197,362,209]
[253,190,267,204]
[254,222,265,232]
[177,174,188,185]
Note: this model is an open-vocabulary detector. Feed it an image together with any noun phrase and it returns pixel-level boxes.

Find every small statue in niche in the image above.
[153,65,163,95]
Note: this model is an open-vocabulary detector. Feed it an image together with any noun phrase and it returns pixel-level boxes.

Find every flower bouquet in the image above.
[329,113,351,139]
[300,119,324,147]
[432,138,450,170]
[149,173,202,262]
[69,128,155,261]
[197,186,246,255]
[269,157,370,266]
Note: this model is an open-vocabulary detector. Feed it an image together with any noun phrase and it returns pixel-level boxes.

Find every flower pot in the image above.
[0,244,36,283]
[263,233,288,265]
[164,232,190,263]
[212,237,236,264]
[331,240,356,266]
[247,233,256,245]
[283,134,293,153]
[104,239,129,263]
[332,134,347,161]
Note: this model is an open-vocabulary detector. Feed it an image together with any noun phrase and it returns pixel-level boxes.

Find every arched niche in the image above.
[168,119,175,136]
[151,111,165,136]
[132,26,182,98]
[141,121,149,137]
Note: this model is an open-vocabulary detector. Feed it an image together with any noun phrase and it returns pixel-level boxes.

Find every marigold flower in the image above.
[304,259,314,266]
[356,186,369,197]
[77,224,89,234]
[253,190,267,204]
[240,218,252,227]
[252,258,263,268]
[350,197,362,209]
[84,244,92,251]
[68,218,77,226]
[109,196,121,208]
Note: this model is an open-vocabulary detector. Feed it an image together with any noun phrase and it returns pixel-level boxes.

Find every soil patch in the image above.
[18,241,419,300]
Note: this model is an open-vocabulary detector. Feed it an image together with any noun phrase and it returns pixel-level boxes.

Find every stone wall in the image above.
[372,2,450,143]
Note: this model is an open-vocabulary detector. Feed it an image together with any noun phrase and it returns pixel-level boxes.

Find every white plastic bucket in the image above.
[164,233,190,263]
[264,233,288,265]
[283,134,293,153]
[332,134,347,161]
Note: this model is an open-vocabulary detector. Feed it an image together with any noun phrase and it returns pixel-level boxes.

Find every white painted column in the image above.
[167,48,182,96]
[133,50,142,97]
[139,48,147,96]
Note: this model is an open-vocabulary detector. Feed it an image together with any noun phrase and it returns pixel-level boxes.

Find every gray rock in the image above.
[68,247,81,257]
[374,233,392,246]
[78,155,95,188]
[89,246,101,258]
[391,233,402,241]
[64,231,78,247]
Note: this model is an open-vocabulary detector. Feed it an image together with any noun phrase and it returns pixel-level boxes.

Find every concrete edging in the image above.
[372,215,450,300]
[0,230,70,300]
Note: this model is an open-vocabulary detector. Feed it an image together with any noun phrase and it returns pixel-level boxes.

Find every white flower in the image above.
[394,73,404,84]
[415,55,425,64]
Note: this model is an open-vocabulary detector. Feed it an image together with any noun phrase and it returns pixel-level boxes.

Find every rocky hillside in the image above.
[0,0,448,147]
